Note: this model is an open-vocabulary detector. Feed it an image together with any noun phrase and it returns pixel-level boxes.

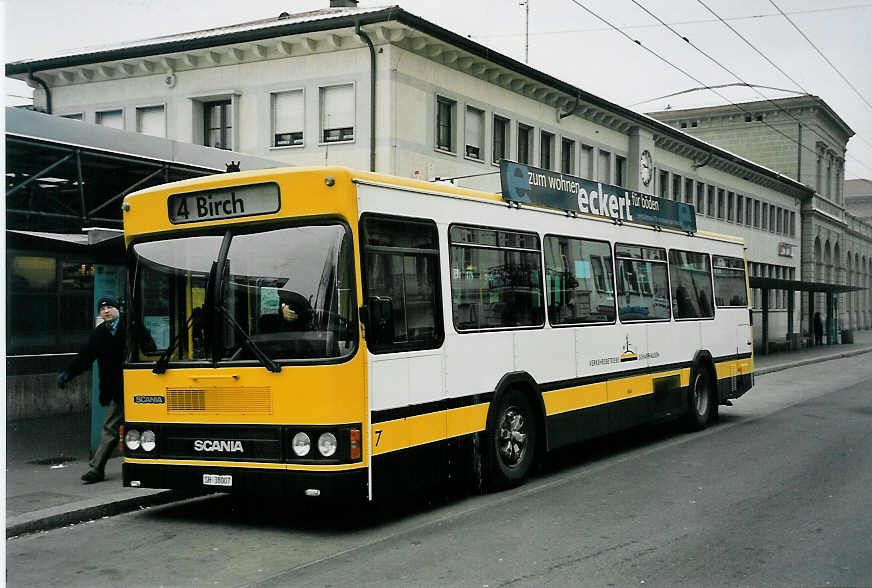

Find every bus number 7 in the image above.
[374,429,382,446]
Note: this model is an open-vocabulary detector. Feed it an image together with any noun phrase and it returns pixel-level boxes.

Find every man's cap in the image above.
[97,296,119,310]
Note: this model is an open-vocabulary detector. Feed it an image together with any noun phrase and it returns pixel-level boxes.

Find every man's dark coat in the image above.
[65,319,126,406]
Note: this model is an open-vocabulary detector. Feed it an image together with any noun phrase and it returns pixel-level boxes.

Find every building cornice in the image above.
[6,5,813,199]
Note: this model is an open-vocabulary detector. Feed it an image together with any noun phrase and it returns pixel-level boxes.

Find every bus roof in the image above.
[124,166,745,248]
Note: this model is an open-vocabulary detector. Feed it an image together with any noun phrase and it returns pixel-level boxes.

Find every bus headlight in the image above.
[292,432,311,457]
[141,429,156,452]
[318,432,337,457]
[125,429,141,451]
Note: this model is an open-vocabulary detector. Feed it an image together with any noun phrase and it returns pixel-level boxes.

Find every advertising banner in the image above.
[500,160,696,233]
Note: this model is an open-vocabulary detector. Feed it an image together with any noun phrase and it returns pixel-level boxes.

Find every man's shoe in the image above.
[81,470,104,484]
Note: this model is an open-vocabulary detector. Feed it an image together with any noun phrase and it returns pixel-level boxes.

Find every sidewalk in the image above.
[7,330,872,537]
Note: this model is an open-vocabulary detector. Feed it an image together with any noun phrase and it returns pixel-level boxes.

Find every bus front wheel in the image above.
[485,389,537,490]
[684,368,714,431]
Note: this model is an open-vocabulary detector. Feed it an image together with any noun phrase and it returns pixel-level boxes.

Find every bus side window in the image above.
[668,249,715,319]
[360,214,444,353]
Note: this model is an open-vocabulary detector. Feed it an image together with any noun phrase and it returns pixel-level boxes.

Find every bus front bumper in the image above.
[123,461,368,500]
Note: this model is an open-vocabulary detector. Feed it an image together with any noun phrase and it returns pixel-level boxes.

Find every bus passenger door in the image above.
[360,214,446,497]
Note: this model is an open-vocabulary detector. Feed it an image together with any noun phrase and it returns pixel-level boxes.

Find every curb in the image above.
[754,346,872,376]
[6,490,189,538]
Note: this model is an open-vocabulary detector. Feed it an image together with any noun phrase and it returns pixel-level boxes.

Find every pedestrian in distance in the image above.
[813,311,824,346]
[57,296,126,484]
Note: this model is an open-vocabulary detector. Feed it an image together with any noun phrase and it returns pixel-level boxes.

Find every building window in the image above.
[696,182,705,215]
[658,170,668,198]
[727,192,734,221]
[776,208,783,233]
[580,144,594,179]
[736,195,744,225]
[320,84,354,143]
[615,155,626,187]
[464,106,484,160]
[761,203,768,230]
[707,186,715,217]
[436,96,456,152]
[518,123,532,164]
[598,150,611,183]
[717,189,725,219]
[754,200,760,228]
[562,138,576,175]
[684,178,694,205]
[770,206,776,233]
[135,105,165,138]
[493,115,509,164]
[540,131,554,170]
[672,174,682,201]
[60,113,83,121]
[96,109,123,130]
[204,100,232,149]
[8,255,95,355]
[272,89,304,147]
[790,211,796,236]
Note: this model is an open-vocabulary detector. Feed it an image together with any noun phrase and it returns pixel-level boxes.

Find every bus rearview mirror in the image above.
[365,296,394,344]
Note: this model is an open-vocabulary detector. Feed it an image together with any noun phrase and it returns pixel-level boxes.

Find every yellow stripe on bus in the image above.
[371,402,490,456]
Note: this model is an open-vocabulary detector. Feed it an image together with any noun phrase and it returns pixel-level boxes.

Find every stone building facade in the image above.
[650,96,871,336]
[8,2,816,354]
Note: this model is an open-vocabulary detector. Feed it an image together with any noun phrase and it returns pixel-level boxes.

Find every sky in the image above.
[4,0,872,179]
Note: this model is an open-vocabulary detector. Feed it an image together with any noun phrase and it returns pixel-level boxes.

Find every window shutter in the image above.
[274,91,304,135]
[465,107,482,149]
[321,84,354,130]
[137,106,165,137]
[96,110,123,129]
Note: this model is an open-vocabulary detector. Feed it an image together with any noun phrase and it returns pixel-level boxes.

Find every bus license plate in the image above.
[203,474,232,487]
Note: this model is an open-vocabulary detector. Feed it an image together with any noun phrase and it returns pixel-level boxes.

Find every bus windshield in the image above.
[131,222,357,366]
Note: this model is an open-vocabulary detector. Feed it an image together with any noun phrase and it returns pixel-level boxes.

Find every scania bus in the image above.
[121,163,753,500]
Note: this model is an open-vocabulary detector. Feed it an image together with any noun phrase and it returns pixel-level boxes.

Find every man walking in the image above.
[57,296,126,484]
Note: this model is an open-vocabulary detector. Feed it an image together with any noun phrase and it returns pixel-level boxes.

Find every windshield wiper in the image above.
[152,312,198,374]
[215,304,282,373]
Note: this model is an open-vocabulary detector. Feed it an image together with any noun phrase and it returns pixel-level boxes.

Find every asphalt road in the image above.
[7,356,872,588]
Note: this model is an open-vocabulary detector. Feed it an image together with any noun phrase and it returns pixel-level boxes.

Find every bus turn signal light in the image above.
[350,428,361,460]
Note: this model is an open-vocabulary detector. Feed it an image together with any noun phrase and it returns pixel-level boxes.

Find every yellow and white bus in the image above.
[121,163,753,500]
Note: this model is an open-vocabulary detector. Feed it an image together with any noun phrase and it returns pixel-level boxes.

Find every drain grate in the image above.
[27,456,78,466]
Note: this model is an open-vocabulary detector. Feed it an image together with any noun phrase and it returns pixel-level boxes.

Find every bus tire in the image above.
[485,388,538,490]
[684,367,713,431]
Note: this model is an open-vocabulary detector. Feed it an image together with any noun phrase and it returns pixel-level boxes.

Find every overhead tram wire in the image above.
[567,0,872,177]
[696,0,872,167]
[770,0,872,113]
[695,0,811,95]
[627,0,872,177]
[629,83,805,108]
[471,4,872,40]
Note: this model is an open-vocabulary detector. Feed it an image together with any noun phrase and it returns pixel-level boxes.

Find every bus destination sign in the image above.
[499,160,696,233]
[168,182,280,224]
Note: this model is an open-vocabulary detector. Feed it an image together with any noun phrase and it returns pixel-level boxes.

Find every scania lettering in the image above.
[194,440,244,453]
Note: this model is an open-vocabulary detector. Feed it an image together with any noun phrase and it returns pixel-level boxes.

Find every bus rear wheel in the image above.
[485,389,537,490]
[684,368,713,431]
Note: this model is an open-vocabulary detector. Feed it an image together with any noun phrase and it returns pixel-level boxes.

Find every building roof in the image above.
[845,178,872,197]
[647,95,855,145]
[6,5,812,199]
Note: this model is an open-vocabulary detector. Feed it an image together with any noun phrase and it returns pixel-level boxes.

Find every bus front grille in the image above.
[166,388,272,415]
